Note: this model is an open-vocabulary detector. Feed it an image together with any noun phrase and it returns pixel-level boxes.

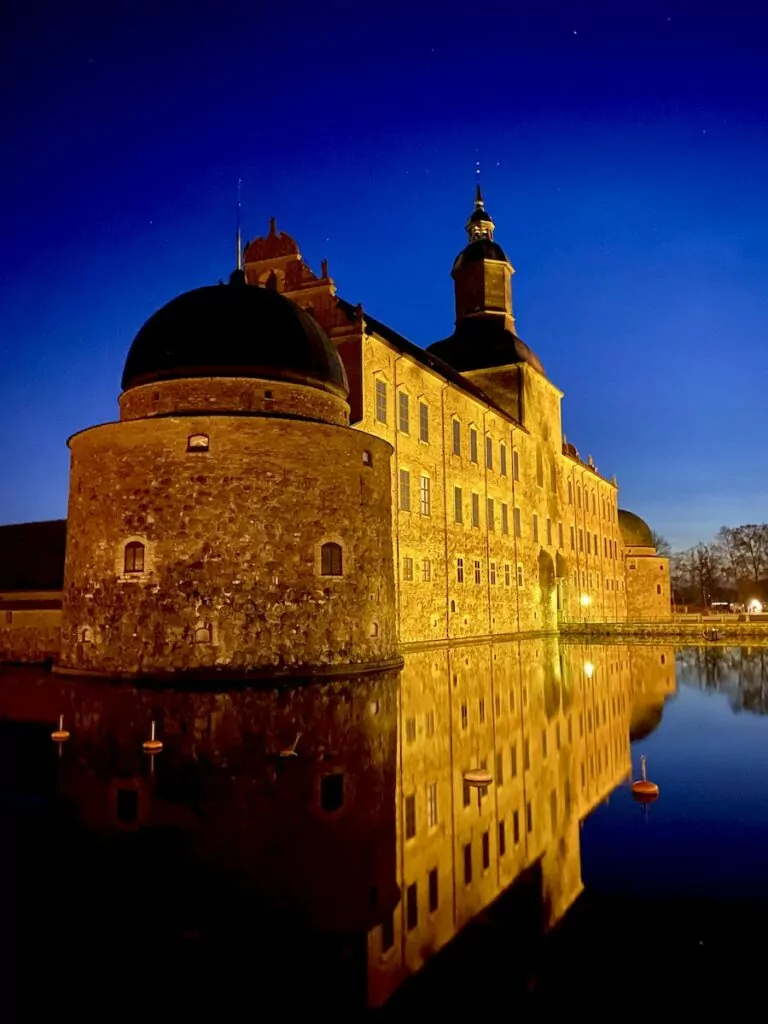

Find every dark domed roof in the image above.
[121,274,348,396]
[427,317,545,376]
[453,238,509,271]
[619,509,655,549]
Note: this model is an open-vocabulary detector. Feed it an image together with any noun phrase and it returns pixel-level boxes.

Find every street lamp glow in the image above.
[580,594,591,607]
[583,661,594,679]
[748,599,763,614]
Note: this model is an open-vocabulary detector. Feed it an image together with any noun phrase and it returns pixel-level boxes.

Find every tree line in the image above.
[665,525,768,608]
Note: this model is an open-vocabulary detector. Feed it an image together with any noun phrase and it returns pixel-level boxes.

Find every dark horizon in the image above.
[3,1,768,548]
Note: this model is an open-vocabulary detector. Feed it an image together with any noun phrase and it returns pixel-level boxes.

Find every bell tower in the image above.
[452,185,516,333]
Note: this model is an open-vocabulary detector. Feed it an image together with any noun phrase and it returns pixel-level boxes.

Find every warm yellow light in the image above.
[580,594,591,607]
[583,661,594,679]
[748,599,763,614]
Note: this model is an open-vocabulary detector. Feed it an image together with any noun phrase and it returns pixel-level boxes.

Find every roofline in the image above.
[337,299,528,433]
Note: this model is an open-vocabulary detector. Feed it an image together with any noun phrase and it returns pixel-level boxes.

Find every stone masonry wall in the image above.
[0,609,60,662]
[625,553,672,620]
[60,414,396,675]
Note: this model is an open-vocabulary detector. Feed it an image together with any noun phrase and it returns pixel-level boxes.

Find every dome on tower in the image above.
[618,509,655,549]
[121,272,348,396]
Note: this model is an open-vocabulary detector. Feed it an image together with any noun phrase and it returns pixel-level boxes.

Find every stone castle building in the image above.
[0,188,670,672]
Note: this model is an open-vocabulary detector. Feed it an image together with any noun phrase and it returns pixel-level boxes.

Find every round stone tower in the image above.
[59,270,397,677]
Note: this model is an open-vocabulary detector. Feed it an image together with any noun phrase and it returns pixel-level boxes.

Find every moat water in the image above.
[3,641,768,1017]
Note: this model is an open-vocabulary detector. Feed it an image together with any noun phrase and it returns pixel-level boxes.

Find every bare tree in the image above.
[651,530,671,556]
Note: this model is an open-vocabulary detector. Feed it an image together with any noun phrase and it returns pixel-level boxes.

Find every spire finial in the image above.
[475,181,484,209]
[236,178,243,272]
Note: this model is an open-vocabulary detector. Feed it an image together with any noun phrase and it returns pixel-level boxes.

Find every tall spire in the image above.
[466,184,495,242]
[236,178,243,271]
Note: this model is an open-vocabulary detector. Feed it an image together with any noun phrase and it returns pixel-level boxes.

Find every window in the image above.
[471,493,480,528]
[542,728,548,759]
[524,739,530,770]
[406,883,418,931]
[511,743,518,778]
[577,485,582,509]
[419,401,429,442]
[657,583,662,594]
[457,558,464,583]
[464,843,472,884]
[568,480,573,504]
[512,449,520,481]
[558,522,564,549]
[321,773,344,813]
[536,448,544,487]
[499,821,506,856]
[187,433,209,452]
[479,697,485,723]
[419,475,431,516]
[570,525,575,550]
[452,418,461,455]
[422,558,432,582]
[474,560,481,585]
[604,537,608,556]
[405,794,416,839]
[194,623,212,643]
[427,783,438,828]
[594,532,599,553]
[504,563,511,586]
[532,514,539,543]
[592,491,597,514]
[482,831,490,870]
[546,518,552,546]
[487,498,495,531]
[485,436,493,470]
[399,469,411,511]
[513,507,521,537]
[454,486,463,524]
[405,717,416,743]
[426,709,435,736]
[398,391,410,433]
[490,561,497,585]
[550,461,557,491]
[550,789,558,830]
[501,503,509,534]
[403,556,414,581]
[629,560,636,571]
[321,541,343,576]
[500,443,508,476]
[428,868,439,913]
[375,379,387,423]
[469,427,478,463]
[461,704,468,729]
[463,779,471,807]
[381,914,394,952]
[526,800,533,833]
[587,533,591,555]
[579,528,584,552]
[362,450,372,466]
[516,564,524,588]
[124,541,145,574]
[496,751,504,786]
[513,809,520,844]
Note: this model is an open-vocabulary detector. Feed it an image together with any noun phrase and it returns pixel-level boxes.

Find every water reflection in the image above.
[0,639,677,1013]
[677,645,768,715]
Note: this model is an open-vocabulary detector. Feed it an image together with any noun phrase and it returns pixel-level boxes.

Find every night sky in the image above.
[2,1,767,549]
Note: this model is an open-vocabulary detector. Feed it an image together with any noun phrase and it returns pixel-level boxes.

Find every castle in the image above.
[0,189,670,674]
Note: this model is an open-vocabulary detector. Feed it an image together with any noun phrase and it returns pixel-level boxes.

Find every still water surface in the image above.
[3,641,768,1016]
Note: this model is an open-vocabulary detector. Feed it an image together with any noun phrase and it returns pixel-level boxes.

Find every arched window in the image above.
[369,621,379,637]
[194,623,212,643]
[124,541,145,574]
[321,542,343,576]
[81,626,93,643]
[187,433,209,452]
[450,600,456,613]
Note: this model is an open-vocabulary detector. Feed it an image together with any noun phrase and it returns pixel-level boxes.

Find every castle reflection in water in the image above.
[1,639,676,1011]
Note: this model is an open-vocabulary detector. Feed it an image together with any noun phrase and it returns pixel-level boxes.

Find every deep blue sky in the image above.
[2,1,767,549]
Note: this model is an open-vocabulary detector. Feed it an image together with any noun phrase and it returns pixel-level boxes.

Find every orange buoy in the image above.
[631,755,659,803]
[51,714,70,743]
[142,720,163,754]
